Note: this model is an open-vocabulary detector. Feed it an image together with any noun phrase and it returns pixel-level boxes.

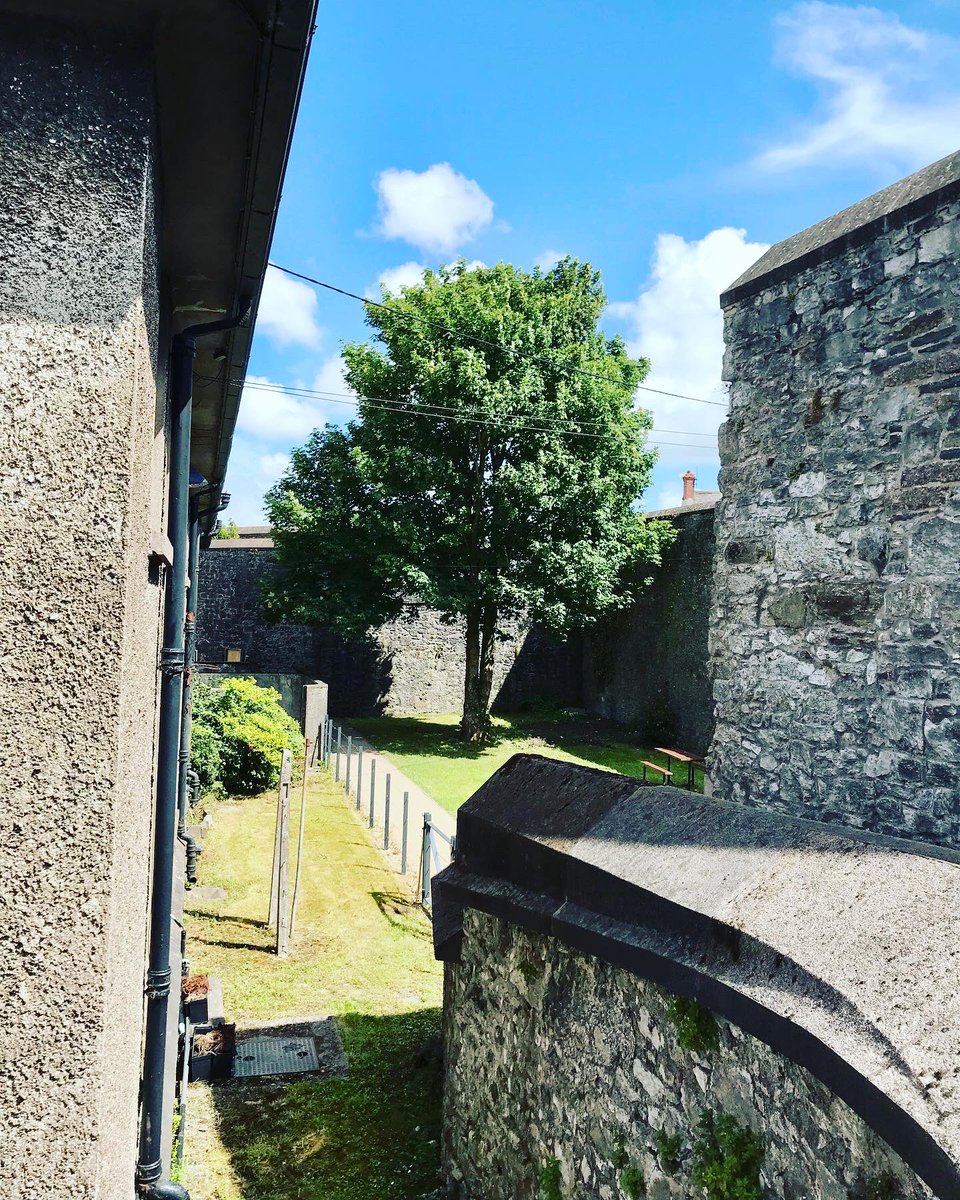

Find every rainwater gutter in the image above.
[136,308,248,1200]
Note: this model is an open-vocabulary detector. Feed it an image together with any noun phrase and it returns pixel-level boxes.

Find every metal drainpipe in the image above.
[177,495,202,885]
[136,309,247,1200]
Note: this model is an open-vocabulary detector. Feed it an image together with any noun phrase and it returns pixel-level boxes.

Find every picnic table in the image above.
[654,746,705,790]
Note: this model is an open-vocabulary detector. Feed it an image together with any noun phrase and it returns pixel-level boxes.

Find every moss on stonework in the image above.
[666,995,720,1054]
[654,1129,683,1175]
[518,958,540,986]
[619,1164,646,1198]
[691,1110,764,1200]
[538,1157,563,1200]
[860,1170,903,1200]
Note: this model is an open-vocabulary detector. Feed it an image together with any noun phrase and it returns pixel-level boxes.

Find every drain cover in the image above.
[233,1036,320,1078]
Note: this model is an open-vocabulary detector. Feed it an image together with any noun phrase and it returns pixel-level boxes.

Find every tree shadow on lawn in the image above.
[350,716,491,760]
[371,891,433,942]
[209,1008,443,1200]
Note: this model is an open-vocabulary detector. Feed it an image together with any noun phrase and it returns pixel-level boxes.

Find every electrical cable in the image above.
[236,379,718,439]
[237,380,719,447]
[268,262,729,408]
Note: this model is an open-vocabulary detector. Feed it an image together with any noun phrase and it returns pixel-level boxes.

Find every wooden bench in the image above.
[640,760,672,783]
[655,746,704,790]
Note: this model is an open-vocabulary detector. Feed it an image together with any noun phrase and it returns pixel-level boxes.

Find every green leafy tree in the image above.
[265,259,673,742]
[191,677,302,795]
[216,518,240,539]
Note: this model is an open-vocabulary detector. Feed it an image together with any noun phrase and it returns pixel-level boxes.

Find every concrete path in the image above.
[323,727,456,891]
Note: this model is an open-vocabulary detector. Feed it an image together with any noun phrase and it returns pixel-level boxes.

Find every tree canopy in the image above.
[264,259,673,740]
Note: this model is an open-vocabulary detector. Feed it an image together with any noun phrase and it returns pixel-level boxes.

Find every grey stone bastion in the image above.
[434,756,960,1198]
[712,148,960,845]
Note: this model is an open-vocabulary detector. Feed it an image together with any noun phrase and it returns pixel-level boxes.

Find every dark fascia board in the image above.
[435,754,960,1200]
[721,149,960,309]
[153,0,317,530]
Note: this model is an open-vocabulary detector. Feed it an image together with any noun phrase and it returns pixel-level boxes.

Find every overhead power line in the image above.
[238,379,719,449]
[267,262,729,409]
[237,379,718,441]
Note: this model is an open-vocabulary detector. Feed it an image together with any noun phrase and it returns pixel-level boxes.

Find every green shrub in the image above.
[691,1111,763,1200]
[190,717,222,791]
[191,677,302,795]
[666,995,720,1054]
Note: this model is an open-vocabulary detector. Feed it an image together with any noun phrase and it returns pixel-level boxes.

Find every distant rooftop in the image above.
[208,525,274,549]
[646,493,719,520]
[722,148,960,307]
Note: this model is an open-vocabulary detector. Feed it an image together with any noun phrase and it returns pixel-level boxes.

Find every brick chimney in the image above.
[682,470,696,504]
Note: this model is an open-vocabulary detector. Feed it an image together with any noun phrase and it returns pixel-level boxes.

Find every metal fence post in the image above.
[401,791,409,875]
[356,746,364,810]
[368,758,376,828]
[421,812,432,905]
[326,716,333,764]
[345,735,352,794]
[383,774,391,850]
[334,725,342,781]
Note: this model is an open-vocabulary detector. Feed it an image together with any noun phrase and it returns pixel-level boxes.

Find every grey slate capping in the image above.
[721,148,960,307]
[434,754,960,1200]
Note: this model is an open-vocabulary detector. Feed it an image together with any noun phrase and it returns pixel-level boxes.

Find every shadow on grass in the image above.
[350,716,493,760]
[371,891,433,942]
[209,1008,443,1200]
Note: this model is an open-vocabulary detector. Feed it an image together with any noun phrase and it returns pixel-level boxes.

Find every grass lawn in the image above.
[182,771,444,1200]
[349,712,705,816]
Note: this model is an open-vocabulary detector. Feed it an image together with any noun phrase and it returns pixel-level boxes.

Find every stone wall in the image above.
[712,151,960,844]
[583,505,716,755]
[197,542,583,717]
[444,909,929,1200]
[0,22,164,1199]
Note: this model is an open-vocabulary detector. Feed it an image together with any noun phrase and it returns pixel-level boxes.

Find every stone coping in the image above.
[206,537,274,549]
[433,755,960,1199]
[721,148,960,307]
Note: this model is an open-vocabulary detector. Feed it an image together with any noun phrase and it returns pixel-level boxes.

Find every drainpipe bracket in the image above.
[145,966,172,1001]
[159,647,186,676]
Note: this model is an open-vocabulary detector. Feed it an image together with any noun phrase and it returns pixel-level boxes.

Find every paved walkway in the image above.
[320,727,456,889]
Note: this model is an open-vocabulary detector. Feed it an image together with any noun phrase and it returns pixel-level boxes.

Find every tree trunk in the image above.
[461,605,497,743]
[461,607,484,743]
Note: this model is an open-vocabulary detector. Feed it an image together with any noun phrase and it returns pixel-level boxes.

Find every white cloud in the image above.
[374,162,496,255]
[256,265,323,349]
[534,249,567,271]
[237,363,351,442]
[310,354,352,398]
[651,483,684,511]
[756,2,960,173]
[258,451,290,484]
[370,261,428,297]
[609,227,768,469]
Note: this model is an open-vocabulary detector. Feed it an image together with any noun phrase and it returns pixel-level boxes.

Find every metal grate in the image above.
[233,1035,320,1078]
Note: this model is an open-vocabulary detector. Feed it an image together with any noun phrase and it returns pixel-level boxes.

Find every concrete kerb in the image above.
[329,727,456,891]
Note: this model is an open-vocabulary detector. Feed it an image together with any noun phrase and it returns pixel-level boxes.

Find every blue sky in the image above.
[225,0,960,522]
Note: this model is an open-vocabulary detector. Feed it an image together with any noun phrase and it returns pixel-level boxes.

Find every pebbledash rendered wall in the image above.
[711,149,960,843]
[197,537,583,716]
[0,23,164,1200]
